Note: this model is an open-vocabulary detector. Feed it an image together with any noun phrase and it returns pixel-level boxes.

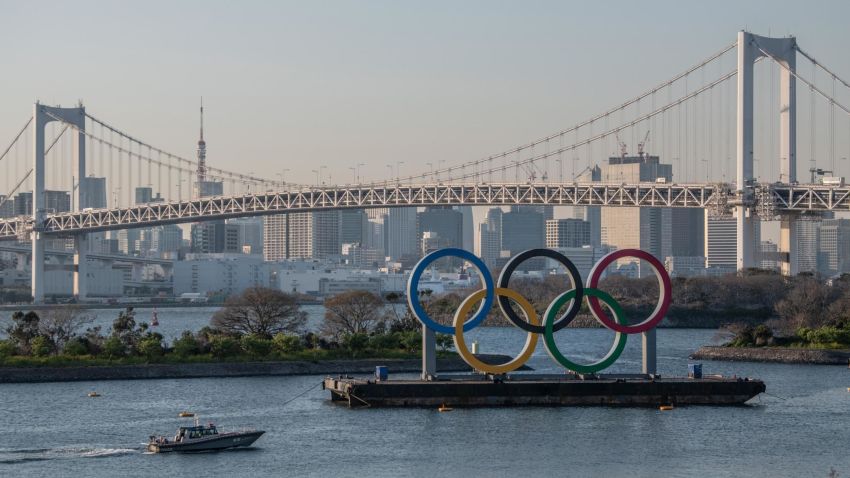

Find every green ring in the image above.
[543,288,628,374]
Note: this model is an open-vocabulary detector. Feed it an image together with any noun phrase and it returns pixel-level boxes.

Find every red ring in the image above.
[586,249,671,334]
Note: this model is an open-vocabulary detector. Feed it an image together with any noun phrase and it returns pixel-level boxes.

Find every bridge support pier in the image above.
[31,233,44,302]
[779,215,799,276]
[73,234,88,301]
[421,325,436,380]
[641,329,657,375]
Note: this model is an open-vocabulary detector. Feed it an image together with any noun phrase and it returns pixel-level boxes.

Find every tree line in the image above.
[0,287,441,364]
[3,271,849,364]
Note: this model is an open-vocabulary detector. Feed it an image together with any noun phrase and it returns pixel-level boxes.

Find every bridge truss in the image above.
[0,182,848,241]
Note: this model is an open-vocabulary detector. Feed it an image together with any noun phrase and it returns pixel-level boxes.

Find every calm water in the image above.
[0,312,849,477]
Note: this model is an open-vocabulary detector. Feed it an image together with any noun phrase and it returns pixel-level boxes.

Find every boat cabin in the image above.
[175,424,218,441]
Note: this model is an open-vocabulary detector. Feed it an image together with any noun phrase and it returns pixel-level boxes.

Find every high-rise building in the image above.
[312,210,341,259]
[14,191,71,216]
[117,228,143,255]
[79,177,109,253]
[662,208,706,258]
[574,165,602,247]
[759,240,780,272]
[795,218,822,274]
[340,210,368,245]
[264,214,288,261]
[262,211,340,260]
[384,207,417,261]
[190,181,226,253]
[135,186,153,205]
[227,217,264,255]
[0,195,13,218]
[457,206,475,252]
[79,177,107,209]
[417,207,463,250]
[502,206,545,270]
[705,216,761,272]
[600,155,672,268]
[479,208,503,270]
[817,218,850,276]
[546,219,591,248]
[151,225,183,256]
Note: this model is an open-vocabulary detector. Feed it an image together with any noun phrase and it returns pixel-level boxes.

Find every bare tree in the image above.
[39,306,94,352]
[212,287,306,339]
[775,277,835,331]
[322,291,385,339]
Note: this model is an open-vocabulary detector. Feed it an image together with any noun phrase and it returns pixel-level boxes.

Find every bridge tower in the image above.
[31,102,87,303]
[736,31,797,274]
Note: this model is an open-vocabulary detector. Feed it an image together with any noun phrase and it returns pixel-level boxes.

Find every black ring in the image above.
[497,248,584,333]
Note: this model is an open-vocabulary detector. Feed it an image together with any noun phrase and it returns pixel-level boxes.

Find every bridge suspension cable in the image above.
[794,45,850,91]
[755,42,850,117]
[84,113,288,190]
[382,65,741,185]
[379,41,737,185]
[0,117,33,164]
[0,124,72,211]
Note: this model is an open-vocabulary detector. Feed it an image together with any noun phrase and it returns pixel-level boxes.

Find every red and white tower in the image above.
[196,97,207,196]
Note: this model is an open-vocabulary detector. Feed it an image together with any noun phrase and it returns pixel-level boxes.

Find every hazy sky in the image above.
[3,0,849,188]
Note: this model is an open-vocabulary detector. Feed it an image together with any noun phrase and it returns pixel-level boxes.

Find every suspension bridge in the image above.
[1,31,850,302]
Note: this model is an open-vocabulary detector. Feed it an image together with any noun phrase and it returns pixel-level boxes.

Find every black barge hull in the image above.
[323,375,765,407]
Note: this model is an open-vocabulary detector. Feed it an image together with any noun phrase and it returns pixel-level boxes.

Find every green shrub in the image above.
[342,333,369,355]
[273,333,304,354]
[30,336,53,357]
[240,334,273,357]
[0,339,16,359]
[398,330,420,351]
[210,336,241,358]
[436,333,454,351]
[368,332,401,350]
[753,324,773,346]
[809,326,850,346]
[63,337,89,356]
[138,336,164,359]
[172,331,200,357]
[102,336,126,358]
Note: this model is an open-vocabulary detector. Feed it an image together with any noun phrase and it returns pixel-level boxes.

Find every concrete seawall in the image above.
[0,354,518,384]
[691,346,850,365]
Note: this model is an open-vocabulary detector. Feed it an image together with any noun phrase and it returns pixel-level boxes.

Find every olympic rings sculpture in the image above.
[407,247,672,374]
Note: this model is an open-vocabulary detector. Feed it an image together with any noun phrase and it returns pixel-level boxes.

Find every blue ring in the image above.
[407,248,494,334]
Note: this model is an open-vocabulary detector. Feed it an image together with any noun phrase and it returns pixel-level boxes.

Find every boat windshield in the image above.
[181,426,218,440]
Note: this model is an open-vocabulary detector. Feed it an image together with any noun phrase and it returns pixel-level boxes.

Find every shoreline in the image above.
[0,354,521,384]
[690,345,850,365]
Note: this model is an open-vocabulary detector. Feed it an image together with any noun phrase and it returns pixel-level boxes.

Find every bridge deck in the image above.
[1,182,847,240]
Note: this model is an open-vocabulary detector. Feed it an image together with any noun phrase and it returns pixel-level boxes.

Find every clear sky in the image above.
[2,0,849,188]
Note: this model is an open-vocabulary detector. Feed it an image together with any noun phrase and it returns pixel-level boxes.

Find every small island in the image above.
[692,273,850,365]
[0,287,490,383]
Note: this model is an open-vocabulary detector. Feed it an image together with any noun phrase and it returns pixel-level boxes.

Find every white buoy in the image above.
[471,341,479,355]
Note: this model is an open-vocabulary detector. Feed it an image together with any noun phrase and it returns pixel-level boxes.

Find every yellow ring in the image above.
[453,287,539,374]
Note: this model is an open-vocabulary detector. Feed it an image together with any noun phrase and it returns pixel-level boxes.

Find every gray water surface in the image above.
[0,327,848,477]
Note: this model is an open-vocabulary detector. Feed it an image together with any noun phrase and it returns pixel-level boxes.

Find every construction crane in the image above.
[615,133,628,159]
[637,130,651,158]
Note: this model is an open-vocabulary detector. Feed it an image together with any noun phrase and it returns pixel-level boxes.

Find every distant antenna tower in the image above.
[196,97,207,190]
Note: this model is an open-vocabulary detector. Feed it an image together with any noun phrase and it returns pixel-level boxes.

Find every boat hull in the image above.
[147,431,264,453]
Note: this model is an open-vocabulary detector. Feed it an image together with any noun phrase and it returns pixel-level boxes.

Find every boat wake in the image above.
[0,446,136,464]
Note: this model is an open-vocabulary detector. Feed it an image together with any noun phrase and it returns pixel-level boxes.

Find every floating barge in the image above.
[323,374,765,408]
